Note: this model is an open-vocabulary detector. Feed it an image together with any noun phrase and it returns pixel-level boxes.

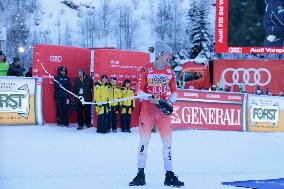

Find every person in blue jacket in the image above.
[54,66,70,127]
[263,0,284,47]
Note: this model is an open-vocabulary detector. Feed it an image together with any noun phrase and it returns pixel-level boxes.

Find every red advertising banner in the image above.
[215,0,284,54]
[32,44,91,123]
[171,89,246,131]
[213,59,284,95]
[92,49,150,127]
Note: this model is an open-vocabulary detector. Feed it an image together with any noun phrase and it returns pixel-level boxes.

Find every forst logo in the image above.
[0,84,30,118]
[253,108,277,121]
[0,94,25,109]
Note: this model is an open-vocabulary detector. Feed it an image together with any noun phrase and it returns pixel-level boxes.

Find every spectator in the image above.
[0,51,9,76]
[264,88,272,95]
[263,0,284,47]
[177,79,183,89]
[254,86,263,95]
[73,68,93,130]
[121,79,135,133]
[7,57,25,76]
[108,77,122,132]
[278,91,284,96]
[189,81,195,89]
[94,75,110,134]
[211,84,217,91]
[25,67,32,77]
[54,66,70,127]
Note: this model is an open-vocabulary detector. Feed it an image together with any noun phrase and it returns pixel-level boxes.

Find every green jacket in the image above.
[0,61,9,76]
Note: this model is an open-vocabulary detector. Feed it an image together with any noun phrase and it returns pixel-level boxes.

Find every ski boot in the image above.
[129,168,146,186]
[164,171,184,187]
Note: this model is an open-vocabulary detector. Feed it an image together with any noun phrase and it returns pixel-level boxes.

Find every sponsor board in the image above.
[0,77,43,125]
[247,95,284,132]
[171,89,246,131]
[213,59,284,95]
[32,44,90,123]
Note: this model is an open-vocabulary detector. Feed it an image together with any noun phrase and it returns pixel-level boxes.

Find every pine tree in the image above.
[6,0,29,58]
[187,0,214,59]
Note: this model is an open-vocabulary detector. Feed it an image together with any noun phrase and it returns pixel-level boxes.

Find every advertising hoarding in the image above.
[0,77,43,125]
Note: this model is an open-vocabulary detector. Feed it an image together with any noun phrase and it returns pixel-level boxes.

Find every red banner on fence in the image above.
[171,89,245,131]
[213,59,284,95]
[92,49,150,127]
[32,44,91,123]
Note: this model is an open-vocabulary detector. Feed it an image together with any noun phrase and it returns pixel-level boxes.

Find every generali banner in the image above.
[0,77,43,125]
[213,59,284,95]
[171,89,246,131]
[247,95,284,132]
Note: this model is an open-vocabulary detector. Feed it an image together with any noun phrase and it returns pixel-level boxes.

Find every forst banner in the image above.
[215,0,284,54]
[213,59,284,95]
[170,89,246,131]
[32,44,91,123]
[0,77,43,125]
[247,95,284,132]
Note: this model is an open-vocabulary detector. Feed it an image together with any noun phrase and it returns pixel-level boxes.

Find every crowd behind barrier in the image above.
[176,79,284,97]
[0,51,32,77]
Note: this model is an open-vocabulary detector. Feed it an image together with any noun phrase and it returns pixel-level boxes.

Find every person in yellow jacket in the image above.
[121,79,135,133]
[0,51,9,76]
[94,75,110,134]
[108,77,122,132]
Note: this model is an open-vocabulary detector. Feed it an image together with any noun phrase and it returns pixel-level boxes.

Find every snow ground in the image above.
[0,125,284,189]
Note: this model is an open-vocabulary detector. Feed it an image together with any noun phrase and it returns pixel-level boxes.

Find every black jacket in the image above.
[54,75,71,100]
[74,75,93,102]
[7,63,25,76]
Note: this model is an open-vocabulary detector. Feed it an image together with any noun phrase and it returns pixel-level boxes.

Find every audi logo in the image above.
[221,68,272,86]
[228,47,242,53]
[49,56,63,62]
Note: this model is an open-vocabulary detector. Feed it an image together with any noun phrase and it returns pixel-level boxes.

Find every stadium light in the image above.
[18,47,25,53]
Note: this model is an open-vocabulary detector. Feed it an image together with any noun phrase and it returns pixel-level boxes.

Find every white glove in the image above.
[78,96,85,104]
[137,91,152,100]
[267,35,277,42]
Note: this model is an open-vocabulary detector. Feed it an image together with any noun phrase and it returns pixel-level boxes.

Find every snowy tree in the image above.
[116,5,138,49]
[186,0,214,59]
[64,24,73,46]
[6,0,29,58]
[97,0,113,46]
[155,0,173,41]
[78,6,97,48]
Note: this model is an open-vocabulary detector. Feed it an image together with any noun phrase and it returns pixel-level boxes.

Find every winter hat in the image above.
[13,57,20,63]
[154,41,172,59]
[111,76,117,80]
[59,66,67,72]
[101,74,108,80]
[124,79,131,85]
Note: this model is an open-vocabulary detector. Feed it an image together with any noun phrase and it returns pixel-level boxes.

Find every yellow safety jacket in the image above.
[121,87,135,114]
[109,85,122,107]
[94,81,110,115]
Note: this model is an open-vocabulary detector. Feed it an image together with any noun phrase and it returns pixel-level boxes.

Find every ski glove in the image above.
[156,99,173,115]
